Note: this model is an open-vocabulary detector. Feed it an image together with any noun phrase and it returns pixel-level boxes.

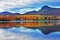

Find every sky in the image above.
[0,0,60,14]
[0,0,60,40]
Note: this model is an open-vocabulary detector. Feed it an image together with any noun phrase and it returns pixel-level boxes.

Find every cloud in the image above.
[0,0,60,13]
[0,0,40,12]
[8,7,40,14]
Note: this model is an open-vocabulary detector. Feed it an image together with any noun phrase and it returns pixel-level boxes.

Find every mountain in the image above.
[0,5,60,16]
[38,5,60,15]
[24,11,38,14]
[25,5,60,16]
[0,12,21,15]
[0,12,14,15]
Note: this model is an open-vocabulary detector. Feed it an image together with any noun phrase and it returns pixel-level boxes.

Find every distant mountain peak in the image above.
[1,11,10,13]
[42,5,50,8]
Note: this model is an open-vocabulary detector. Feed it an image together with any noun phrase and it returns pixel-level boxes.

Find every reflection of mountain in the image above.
[0,27,60,40]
